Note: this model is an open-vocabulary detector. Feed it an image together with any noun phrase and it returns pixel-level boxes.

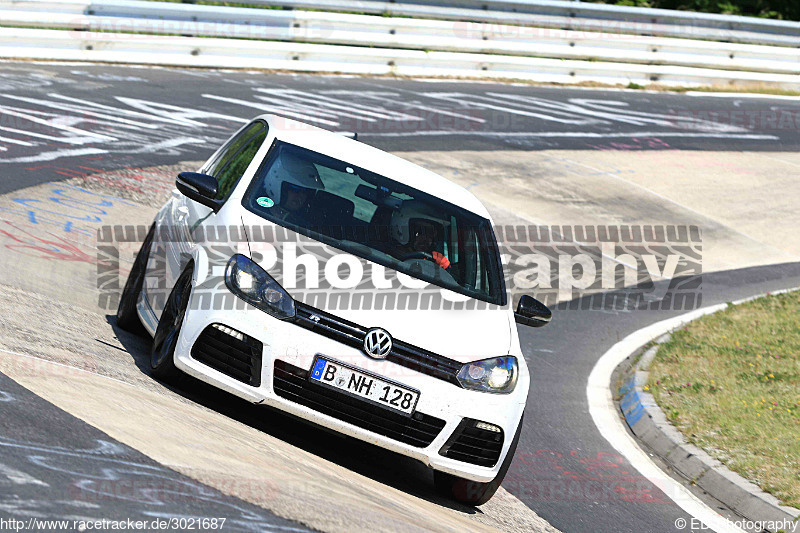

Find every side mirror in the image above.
[176,172,222,211]
[514,295,552,328]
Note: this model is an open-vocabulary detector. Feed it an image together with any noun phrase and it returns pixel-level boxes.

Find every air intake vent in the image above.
[191,324,263,387]
[439,418,504,467]
[273,360,445,448]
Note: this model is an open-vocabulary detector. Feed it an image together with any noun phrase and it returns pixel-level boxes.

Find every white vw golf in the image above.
[116,115,551,505]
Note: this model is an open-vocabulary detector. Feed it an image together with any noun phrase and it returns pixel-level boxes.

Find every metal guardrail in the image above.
[225,0,800,47]
[0,0,798,87]
[3,0,800,47]
[2,27,799,89]
[3,0,800,71]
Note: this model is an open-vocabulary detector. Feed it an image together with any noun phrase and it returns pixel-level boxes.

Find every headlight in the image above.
[225,254,295,319]
[456,356,518,394]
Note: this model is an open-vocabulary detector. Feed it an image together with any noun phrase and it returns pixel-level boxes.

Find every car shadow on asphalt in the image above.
[107,314,485,517]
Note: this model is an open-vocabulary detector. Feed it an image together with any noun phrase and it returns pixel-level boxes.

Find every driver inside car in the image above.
[390,202,451,270]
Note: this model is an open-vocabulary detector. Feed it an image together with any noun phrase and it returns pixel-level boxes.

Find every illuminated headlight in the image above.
[225,254,295,319]
[456,356,518,394]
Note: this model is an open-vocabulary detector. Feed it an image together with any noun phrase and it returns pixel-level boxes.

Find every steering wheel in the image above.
[400,251,434,262]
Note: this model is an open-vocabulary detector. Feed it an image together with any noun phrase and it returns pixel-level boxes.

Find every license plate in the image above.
[309,356,420,415]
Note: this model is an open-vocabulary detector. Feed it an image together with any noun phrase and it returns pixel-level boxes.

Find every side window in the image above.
[207,122,268,202]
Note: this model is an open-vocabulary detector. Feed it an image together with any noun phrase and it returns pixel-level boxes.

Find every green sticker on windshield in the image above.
[256,197,274,208]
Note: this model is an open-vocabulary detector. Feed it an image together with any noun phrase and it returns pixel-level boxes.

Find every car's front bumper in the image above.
[170,292,527,483]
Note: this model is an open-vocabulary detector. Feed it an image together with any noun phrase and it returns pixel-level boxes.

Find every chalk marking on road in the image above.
[0,438,298,531]
[325,89,488,124]
[0,462,49,487]
[566,98,746,133]
[490,94,741,132]
[252,95,345,122]
[0,135,33,147]
[0,147,107,164]
[202,94,341,127]
[0,124,103,145]
[121,137,207,154]
[0,94,161,130]
[0,104,117,143]
[359,94,487,124]
[114,96,247,128]
[48,93,246,127]
[359,131,778,139]
[256,89,424,123]
[423,93,600,125]
[587,304,744,533]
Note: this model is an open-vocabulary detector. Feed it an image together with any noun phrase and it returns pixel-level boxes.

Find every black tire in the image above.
[116,224,155,333]
[150,265,193,381]
[434,415,524,506]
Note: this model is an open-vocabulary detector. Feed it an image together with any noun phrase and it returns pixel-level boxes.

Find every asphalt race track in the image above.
[0,372,310,532]
[512,262,800,532]
[2,62,800,196]
[1,61,799,532]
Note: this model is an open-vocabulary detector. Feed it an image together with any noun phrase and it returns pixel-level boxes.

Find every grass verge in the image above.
[648,290,800,508]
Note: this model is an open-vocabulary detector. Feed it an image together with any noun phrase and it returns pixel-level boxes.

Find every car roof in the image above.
[261,114,491,219]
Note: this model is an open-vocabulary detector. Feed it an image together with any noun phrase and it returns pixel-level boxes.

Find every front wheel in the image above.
[116,224,155,333]
[434,415,523,506]
[150,265,193,381]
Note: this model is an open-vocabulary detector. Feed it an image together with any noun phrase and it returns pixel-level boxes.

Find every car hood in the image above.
[317,307,514,364]
[240,215,513,363]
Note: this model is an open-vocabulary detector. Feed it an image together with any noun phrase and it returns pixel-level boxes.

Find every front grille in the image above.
[439,418,504,467]
[291,303,463,385]
[191,324,263,387]
[273,360,446,448]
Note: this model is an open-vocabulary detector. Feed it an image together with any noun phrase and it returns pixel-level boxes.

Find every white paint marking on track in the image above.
[257,89,424,122]
[586,304,744,533]
[350,90,489,123]
[566,98,746,132]
[252,95,343,122]
[0,124,100,145]
[1,94,161,130]
[0,105,117,143]
[359,131,779,139]
[354,94,487,124]
[0,147,107,164]
[588,286,800,532]
[0,135,33,146]
[0,462,50,487]
[123,137,207,154]
[423,92,598,125]
[202,94,341,127]
[49,93,246,127]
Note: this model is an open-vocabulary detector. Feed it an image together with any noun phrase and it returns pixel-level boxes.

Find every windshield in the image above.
[242,141,506,305]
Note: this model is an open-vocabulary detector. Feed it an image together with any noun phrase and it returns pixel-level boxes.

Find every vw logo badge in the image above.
[363,328,392,359]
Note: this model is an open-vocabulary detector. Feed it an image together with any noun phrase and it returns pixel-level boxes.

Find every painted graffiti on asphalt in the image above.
[0,67,773,164]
